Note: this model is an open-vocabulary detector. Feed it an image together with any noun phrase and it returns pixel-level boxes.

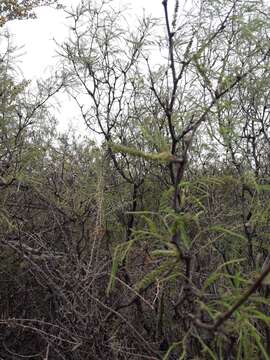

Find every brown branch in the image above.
[192,259,270,331]
[178,47,270,141]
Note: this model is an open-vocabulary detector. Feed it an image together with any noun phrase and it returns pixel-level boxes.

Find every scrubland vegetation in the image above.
[1,0,270,358]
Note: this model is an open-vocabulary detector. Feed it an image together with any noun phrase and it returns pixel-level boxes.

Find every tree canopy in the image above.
[0,0,60,26]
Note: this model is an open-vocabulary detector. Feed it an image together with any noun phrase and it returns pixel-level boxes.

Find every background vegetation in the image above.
[1,0,270,358]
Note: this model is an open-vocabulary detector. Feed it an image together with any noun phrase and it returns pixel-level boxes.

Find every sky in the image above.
[8,0,165,78]
[5,0,168,134]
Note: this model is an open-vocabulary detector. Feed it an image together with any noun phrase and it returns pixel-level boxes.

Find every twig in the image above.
[192,259,270,331]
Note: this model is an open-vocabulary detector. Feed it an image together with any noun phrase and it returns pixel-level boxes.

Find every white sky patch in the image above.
[6,0,77,78]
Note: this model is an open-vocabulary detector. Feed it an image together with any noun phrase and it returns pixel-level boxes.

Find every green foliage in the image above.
[0,0,60,25]
[107,240,135,295]
[109,142,174,162]
[133,259,177,292]
[2,0,270,358]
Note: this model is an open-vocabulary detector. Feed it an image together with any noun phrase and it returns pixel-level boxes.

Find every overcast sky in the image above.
[5,0,168,134]
[7,0,165,78]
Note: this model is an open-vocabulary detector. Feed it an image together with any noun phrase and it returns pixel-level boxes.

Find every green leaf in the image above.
[109,142,173,162]
[211,226,247,242]
[150,249,178,258]
[106,240,135,295]
[197,336,218,360]
[134,259,176,292]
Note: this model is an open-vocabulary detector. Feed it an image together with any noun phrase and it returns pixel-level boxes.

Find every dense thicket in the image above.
[2,0,270,359]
